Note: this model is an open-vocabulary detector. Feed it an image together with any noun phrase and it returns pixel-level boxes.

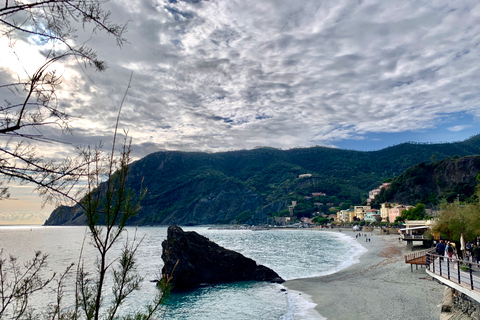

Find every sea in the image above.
[0,225,367,319]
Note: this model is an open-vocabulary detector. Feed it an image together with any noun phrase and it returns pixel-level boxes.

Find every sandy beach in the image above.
[285,231,444,320]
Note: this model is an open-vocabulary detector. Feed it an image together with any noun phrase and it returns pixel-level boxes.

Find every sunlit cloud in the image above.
[0,212,50,225]
[2,0,480,216]
[448,125,471,132]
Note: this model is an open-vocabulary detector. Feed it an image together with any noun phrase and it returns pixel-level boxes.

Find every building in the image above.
[380,203,397,222]
[354,205,371,220]
[327,214,337,221]
[364,209,381,223]
[312,192,326,197]
[274,216,292,225]
[348,210,357,222]
[388,204,413,223]
[337,209,351,223]
[298,174,312,178]
[366,182,391,204]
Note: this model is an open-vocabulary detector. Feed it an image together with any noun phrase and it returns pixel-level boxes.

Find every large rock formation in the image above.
[374,155,480,206]
[161,225,284,291]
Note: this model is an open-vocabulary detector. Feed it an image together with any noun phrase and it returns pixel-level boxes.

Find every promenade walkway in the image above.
[425,250,480,303]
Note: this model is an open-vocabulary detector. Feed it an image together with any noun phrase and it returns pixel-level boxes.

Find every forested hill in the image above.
[372,155,480,207]
[45,134,480,226]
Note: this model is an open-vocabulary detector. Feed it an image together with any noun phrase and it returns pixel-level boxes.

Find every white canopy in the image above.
[399,226,430,231]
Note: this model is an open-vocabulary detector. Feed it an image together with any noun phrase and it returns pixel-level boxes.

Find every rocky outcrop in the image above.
[374,156,480,206]
[44,205,86,225]
[161,225,284,291]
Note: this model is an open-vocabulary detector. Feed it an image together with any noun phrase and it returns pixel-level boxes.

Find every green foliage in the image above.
[0,251,54,319]
[235,210,252,224]
[312,216,329,224]
[48,136,480,225]
[399,203,427,221]
[373,156,480,207]
[433,198,480,242]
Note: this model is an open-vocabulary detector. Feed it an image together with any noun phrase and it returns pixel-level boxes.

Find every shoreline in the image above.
[285,231,444,320]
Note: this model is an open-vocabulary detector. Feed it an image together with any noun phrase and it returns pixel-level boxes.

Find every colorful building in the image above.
[364,209,381,223]
[354,206,371,220]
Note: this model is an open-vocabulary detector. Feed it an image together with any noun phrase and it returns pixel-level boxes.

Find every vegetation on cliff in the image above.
[46,134,480,226]
[373,155,480,208]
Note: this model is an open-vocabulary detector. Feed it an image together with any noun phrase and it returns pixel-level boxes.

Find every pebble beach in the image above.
[285,232,444,320]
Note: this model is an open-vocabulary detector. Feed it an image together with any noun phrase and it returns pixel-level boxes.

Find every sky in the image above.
[1,0,480,222]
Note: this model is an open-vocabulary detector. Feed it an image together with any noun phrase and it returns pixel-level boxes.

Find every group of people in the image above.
[355,233,372,242]
[435,239,480,263]
[465,241,480,263]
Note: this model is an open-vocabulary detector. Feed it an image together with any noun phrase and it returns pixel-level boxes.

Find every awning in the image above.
[399,226,430,231]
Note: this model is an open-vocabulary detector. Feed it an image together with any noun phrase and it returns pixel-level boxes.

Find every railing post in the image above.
[457,260,461,284]
[439,256,442,276]
[469,263,474,290]
[447,259,450,280]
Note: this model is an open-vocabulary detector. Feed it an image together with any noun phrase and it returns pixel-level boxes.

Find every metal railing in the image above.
[405,248,430,263]
[426,249,480,292]
[402,234,428,240]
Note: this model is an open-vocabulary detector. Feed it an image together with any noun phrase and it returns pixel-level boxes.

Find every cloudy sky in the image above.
[1,0,480,221]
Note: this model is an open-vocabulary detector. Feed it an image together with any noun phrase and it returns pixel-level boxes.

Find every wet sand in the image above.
[285,232,444,320]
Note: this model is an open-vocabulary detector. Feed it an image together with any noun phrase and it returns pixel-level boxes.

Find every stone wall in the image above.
[452,291,480,320]
[442,287,480,320]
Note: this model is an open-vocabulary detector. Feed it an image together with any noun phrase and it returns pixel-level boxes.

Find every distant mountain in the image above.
[372,155,480,207]
[45,134,480,226]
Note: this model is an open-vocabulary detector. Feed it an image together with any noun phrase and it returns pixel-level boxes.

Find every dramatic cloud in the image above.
[3,0,480,216]
[1,1,480,163]
[4,0,480,158]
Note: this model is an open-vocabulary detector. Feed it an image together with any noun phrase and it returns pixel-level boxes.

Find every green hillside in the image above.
[372,155,480,207]
[45,134,480,226]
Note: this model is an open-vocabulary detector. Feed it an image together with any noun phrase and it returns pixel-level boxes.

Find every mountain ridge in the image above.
[45,133,480,226]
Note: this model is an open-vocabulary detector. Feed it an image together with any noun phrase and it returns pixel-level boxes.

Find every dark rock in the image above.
[161,225,284,291]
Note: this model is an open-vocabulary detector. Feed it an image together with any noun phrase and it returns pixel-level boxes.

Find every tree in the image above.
[312,216,329,225]
[0,80,173,318]
[432,198,480,242]
[0,250,54,319]
[1,0,127,203]
[397,203,427,222]
[1,3,175,318]
[0,124,172,319]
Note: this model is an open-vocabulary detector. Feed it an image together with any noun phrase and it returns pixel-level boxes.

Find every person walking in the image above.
[446,241,455,261]
[472,244,480,265]
[466,241,472,261]
[436,240,446,260]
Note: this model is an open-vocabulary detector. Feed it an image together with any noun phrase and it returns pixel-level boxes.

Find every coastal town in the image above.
[273,180,427,227]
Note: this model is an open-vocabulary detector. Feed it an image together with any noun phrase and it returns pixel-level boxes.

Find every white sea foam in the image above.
[281,230,369,320]
[282,288,326,320]
[323,230,369,275]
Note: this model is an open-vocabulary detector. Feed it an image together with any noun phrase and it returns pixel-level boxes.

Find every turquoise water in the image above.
[0,226,366,319]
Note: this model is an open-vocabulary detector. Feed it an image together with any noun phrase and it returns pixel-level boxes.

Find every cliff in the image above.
[373,155,480,206]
